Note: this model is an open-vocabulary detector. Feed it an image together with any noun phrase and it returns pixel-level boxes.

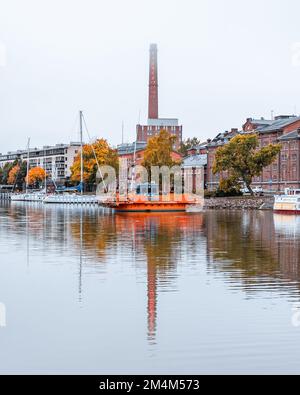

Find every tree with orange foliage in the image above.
[8,164,20,185]
[70,139,118,185]
[27,167,47,188]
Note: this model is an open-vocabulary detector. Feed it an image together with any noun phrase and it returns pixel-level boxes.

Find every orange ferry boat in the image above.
[103,183,202,213]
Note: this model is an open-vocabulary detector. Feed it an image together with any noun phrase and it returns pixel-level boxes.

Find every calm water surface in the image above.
[1,202,300,374]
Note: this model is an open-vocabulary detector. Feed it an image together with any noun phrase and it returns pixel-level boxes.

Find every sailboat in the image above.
[43,111,99,205]
[11,138,49,202]
[11,138,47,202]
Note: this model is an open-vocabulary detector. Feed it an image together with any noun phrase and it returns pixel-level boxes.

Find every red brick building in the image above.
[136,44,183,150]
[244,115,300,191]
[187,115,300,192]
[186,128,240,190]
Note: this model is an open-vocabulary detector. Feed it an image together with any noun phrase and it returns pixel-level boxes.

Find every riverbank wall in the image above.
[204,196,274,210]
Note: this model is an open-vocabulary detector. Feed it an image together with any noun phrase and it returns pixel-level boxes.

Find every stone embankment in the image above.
[204,196,274,210]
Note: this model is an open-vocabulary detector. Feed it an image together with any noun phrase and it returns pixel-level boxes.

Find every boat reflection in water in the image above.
[274,213,300,237]
[4,204,300,338]
[3,203,300,373]
[70,210,205,343]
[113,213,204,343]
[5,202,204,344]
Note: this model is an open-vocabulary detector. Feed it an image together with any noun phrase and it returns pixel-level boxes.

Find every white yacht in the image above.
[10,138,47,203]
[11,191,46,202]
[43,111,98,205]
[274,188,300,213]
[43,193,99,205]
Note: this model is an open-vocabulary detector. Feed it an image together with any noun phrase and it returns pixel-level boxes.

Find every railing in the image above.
[0,192,12,200]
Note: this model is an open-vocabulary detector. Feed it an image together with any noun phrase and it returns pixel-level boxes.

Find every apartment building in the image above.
[0,142,81,181]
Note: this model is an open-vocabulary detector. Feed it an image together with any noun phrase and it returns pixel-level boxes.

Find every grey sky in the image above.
[0,0,300,153]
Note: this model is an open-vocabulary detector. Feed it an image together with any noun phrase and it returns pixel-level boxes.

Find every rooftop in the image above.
[183,154,207,168]
[117,142,147,156]
[0,142,81,160]
[147,118,179,127]
[278,129,300,141]
[256,116,300,133]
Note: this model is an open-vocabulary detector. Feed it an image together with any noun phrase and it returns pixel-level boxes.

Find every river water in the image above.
[0,202,300,374]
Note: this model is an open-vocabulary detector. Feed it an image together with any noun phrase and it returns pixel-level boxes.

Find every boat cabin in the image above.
[284,188,300,196]
[135,183,159,198]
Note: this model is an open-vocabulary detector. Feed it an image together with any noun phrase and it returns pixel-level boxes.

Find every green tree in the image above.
[0,162,15,185]
[213,134,281,195]
[179,137,201,157]
[15,161,28,190]
[216,175,242,197]
[0,167,3,184]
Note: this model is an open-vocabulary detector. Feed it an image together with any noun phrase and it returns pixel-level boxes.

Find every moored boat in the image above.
[103,183,202,213]
[274,189,300,214]
[11,191,46,202]
[43,111,100,206]
[43,193,98,205]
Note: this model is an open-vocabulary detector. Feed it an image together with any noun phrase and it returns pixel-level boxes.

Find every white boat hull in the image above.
[43,194,98,204]
[11,193,46,202]
[274,192,300,213]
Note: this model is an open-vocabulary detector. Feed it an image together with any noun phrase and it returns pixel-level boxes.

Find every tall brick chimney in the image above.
[148,44,159,120]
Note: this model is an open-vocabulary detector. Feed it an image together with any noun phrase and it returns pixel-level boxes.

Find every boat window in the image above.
[150,185,159,195]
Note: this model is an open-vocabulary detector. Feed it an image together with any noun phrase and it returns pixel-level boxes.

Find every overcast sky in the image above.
[1,0,300,152]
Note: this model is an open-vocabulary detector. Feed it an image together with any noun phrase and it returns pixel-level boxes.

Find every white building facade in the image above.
[0,142,81,181]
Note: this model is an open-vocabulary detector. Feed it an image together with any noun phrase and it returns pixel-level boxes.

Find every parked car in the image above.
[241,187,250,195]
[253,187,264,196]
[241,186,264,196]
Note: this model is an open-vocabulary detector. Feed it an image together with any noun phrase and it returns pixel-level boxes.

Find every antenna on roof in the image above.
[271,110,274,121]
[122,121,124,145]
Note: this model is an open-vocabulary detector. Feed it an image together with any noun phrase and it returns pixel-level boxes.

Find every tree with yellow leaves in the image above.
[142,129,182,172]
[27,167,47,188]
[70,139,119,185]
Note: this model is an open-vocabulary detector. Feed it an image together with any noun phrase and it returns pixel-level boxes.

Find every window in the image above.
[281,165,287,181]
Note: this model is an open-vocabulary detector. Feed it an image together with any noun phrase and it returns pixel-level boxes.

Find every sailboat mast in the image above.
[130,124,138,192]
[80,110,83,195]
[26,137,30,194]
[44,148,47,192]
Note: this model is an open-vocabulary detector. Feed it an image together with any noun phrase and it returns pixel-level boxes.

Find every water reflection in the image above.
[0,203,205,344]
[114,213,204,343]
[2,202,300,362]
[205,211,300,299]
